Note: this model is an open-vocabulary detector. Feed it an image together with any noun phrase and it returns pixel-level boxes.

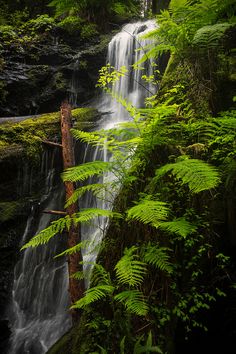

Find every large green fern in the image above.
[74,208,122,223]
[71,285,115,309]
[193,23,234,50]
[159,218,197,238]
[155,157,220,193]
[114,290,148,316]
[62,161,111,182]
[115,246,147,287]
[127,198,169,227]
[143,244,173,274]
[21,216,72,249]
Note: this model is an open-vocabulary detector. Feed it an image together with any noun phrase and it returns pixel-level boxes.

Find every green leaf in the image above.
[71,285,114,309]
[74,208,122,223]
[62,161,111,182]
[127,198,169,227]
[159,218,197,238]
[115,246,147,287]
[114,290,148,316]
[143,244,173,274]
[155,157,220,193]
[21,216,71,250]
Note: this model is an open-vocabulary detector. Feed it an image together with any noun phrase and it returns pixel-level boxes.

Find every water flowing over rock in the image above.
[7,20,156,354]
[8,149,71,354]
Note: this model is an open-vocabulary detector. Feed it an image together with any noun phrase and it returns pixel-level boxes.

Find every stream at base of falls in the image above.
[7,19,156,354]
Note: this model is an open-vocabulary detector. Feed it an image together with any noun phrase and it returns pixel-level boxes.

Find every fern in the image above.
[91,264,112,286]
[115,246,147,287]
[65,183,106,208]
[143,244,173,274]
[71,285,115,309]
[62,161,111,182]
[134,331,163,353]
[193,23,233,50]
[55,239,91,258]
[71,129,107,147]
[155,157,220,193]
[21,216,72,250]
[127,198,169,227]
[159,218,197,238]
[114,290,148,316]
[74,208,122,223]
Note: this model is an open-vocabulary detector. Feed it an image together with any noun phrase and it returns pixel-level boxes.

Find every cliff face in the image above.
[0,25,111,116]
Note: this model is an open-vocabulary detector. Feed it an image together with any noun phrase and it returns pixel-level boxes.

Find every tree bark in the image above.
[60,101,85,323]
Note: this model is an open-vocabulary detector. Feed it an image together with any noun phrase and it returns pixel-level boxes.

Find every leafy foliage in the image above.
[114,290,148,316]
[155,157,220,193]
[62,161,111,182]
[72,285,115,309]
[143,244,173,274]
[21,216,72,249]
[115,246,147,287]
[127,198,169,227]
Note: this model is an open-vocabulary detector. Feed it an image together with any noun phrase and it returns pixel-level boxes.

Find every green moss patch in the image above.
[0,108,99,161]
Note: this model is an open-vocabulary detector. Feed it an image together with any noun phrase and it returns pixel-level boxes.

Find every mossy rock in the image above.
[0,107,99,161]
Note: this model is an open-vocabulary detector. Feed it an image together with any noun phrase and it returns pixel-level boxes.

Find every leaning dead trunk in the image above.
[60,101,85,323]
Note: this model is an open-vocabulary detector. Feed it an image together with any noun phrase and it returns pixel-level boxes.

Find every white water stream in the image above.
[8,20,156,353]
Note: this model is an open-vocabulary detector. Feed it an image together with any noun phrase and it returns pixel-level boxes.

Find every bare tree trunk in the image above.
[60,101,85,323]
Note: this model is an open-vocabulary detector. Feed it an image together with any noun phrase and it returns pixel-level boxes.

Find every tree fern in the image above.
[115,246,147,287]
[127,198,169,227]
[143,244,173,274]
[159,218,197,238]
[62,161,111,182]
[21,216,72,250]
[72,285,115,309]
[114,290,148,316]
[155,157,220,193]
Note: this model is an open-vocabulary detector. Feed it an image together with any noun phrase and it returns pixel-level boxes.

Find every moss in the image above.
[0,201,23,223]
[0,108,99,161]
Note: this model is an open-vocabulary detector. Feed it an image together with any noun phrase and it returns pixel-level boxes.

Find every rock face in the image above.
[0,28,111,116]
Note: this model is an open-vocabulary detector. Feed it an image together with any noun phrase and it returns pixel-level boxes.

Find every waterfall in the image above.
[96,20,156,128]
[7,20,156,354]
[82,19,156,270]
[8,150,71,354]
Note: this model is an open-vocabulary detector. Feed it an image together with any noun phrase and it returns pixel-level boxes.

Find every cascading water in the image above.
[8,150,71,354]
[82,20,156,268]
[7,19,156,354]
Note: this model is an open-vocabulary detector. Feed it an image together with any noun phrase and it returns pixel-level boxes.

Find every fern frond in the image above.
[62,161,111,182]
[155,157,220,193]
[21,216,71,250]
[115,246,147,287]
[71,285,114,309]
[92,264,112,286]
[193,23,233,50]
[134,331,163,353]
[55,239,91,258]
[159,218,197,238]
[71,271,85,280]
[114,290,148,316]
[71,129,107,147]
[143,244,173,274]
[75,208,122,223]
[127,198,169,227]
[65,183,106,207]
